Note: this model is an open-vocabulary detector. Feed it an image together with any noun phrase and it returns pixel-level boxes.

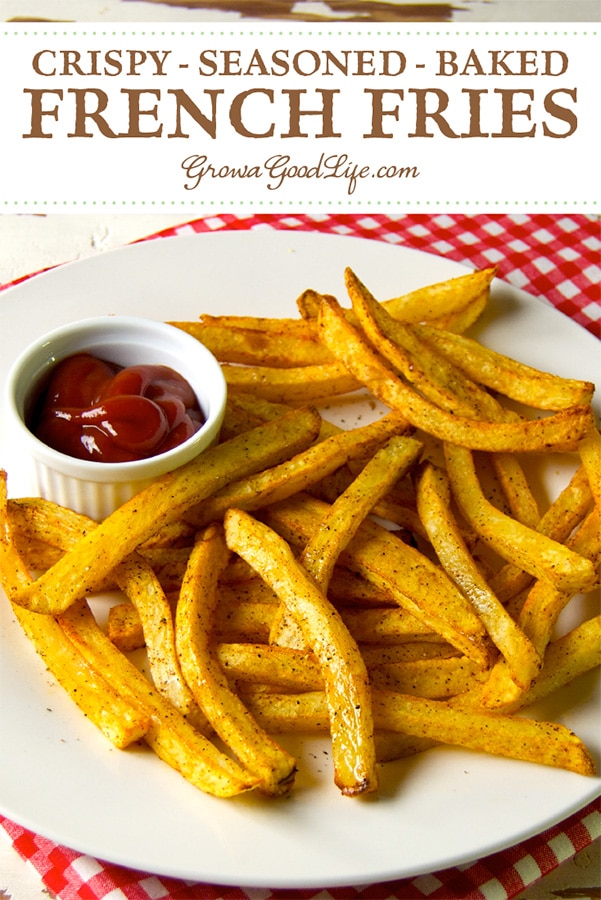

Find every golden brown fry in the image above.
[107,602,145,652]
[298,268,495,333]
[7,492,204,725]
[214,601,274,643]
[169,317,332,367]
[444,443,597,595]
[263,493,493,669]
[270,434,422,648]
[11,407,322,615]
[369,657,487,698]
[0,472,150,750]
[317,291,594,453]
[478,507,600,709]
[416,462,541,690]
[175,524,297,795]
[414,323,594,410]
[579,425,601,509]
[217,642,323,692]
[347,267,505,421]
[490,453,541,529]
[489,464,595,603]
[381,266,495,331]
[302,435,422,593]
[222,361,361,403]
[370,692,595,775]
[241,687,595,775]
[187,411,410,529]
[116,555,204,723]
[224,507,377,796]
[59,599,260,797]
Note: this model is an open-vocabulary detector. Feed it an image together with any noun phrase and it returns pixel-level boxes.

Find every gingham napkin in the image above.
[1,213,599,900]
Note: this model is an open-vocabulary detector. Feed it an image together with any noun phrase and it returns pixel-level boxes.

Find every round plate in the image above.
[0,230,599,889]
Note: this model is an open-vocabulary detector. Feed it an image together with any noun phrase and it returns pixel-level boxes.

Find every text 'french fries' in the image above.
[1,260,599,803]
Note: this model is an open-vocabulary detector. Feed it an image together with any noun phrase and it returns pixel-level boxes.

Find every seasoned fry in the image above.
[224,507,377,796]
[489,464,595,603]
[6,493,205,724]
[270,434,422,648]
[241,688,595,775]
[479,507,600,709]
[10,407,322,615]
[59,599,261,797]
[444,443,597,595]
[116,554,204,723]
[347,267,506,421]
[380,266,496,331]
[298,267,495,333]
[175,524,297,795]
[186,410,410,529]
[579,425,601,508]
[170,317,332,367]
[301,435,422,593]
[416,462,541,690]
[0,474,150,750]
[107,601,145,652]
[263,493,493,669]
[317,290,594,453]
[414,323,594,410]
[223,361,361,403]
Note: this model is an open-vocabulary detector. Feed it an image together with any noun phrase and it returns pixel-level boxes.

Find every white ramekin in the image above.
[5,316,227,520]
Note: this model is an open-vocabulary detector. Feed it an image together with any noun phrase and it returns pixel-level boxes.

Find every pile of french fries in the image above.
[1,263,599,800]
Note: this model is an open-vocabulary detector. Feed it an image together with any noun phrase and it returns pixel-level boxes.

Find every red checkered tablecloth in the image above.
[1,214,599,900]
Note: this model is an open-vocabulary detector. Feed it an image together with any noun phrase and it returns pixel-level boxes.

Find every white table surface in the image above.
[0,212,600,899]
[2,0,600,22]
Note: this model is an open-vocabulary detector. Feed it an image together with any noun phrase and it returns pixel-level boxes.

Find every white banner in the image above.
[0,22,598,211]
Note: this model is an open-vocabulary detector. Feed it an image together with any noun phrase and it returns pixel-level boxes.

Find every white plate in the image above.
[0,230,599,889]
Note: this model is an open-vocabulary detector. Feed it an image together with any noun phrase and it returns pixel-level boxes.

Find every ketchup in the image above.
[31,353,204,463]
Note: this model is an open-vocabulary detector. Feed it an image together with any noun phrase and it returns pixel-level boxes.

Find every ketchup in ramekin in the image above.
[30,353,205,463]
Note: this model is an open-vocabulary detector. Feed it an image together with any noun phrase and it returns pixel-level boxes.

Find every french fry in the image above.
[346,269,545,532]
[298,267,495,333]
[301,435,422,593]
[0,473,150,750]
[380,266,496,332]
[490,453,541,528]
[223,361,361,403]
[316,291,594,454]
[263,493,493,669]
[218,643,476,699]
[170,317,332,367]
[270,434,422,648]
[489,464,595,603]
[370,692,595,775]
[107,601,145,652]
[578,425,601,509]
[175,523,297,795]
[241,687,595,775]
[6,493,205,725]
[224,507,378,796]
[478,507,600,709]
[10,407,322,615]
[414,323,594,410]
[59,597,261,797]
[217,642,324,692]
[416,462,541,690]
[186,410,410,529]
[116,555,205,724]
[444,443,597,595]
[347,267,507,421]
